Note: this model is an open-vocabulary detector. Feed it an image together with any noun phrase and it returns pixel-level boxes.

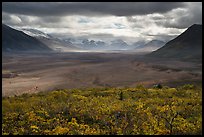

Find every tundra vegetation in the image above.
[2,84,202,135]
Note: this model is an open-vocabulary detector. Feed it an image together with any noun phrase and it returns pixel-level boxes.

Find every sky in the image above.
[2,2,202,44]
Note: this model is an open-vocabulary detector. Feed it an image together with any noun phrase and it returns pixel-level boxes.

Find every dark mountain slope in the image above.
[148,24,202,61]
[2,24,52,52]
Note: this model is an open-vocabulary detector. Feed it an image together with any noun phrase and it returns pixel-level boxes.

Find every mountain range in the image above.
[2,23,202,59]
[18,28,165,51]
[2,24,165,52]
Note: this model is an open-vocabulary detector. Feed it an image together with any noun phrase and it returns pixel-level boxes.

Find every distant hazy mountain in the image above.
[148,24,202,61]
[20,28,80,51]
[2,24,52,52]
[73,39,132,51]
[109,39,130,50]
[79,39,107,50]
[131,41,146,48]
[82,39,96,49]
[135,40,165,52]
[96,41,106,48]
[37,37,81,51]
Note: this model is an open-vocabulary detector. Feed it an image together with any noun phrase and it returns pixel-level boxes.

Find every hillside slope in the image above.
[2,24,52,52]
[148,24,202,61]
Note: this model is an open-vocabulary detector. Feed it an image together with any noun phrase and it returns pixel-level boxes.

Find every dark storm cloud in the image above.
[2,2,185,17]
[2,2,202,43]
[126,2,202,29]
[2,11,65,28]
[154,3,202,29]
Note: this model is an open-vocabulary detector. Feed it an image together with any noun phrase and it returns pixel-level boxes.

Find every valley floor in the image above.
[2,51,202,97]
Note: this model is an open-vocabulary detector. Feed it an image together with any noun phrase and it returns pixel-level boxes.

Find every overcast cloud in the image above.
[2,2,202,43]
